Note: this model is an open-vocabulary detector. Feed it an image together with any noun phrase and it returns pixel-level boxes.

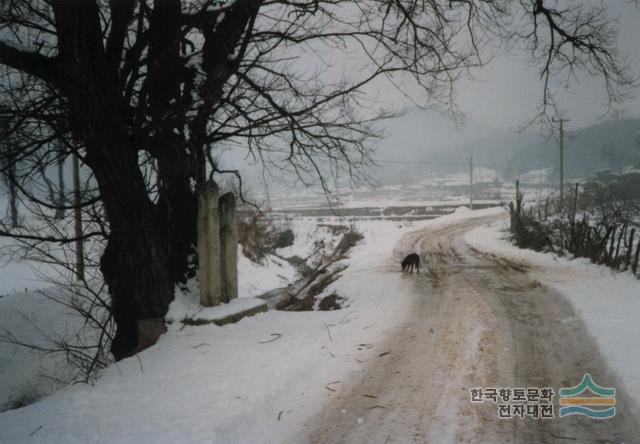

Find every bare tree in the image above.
[0,0,634,360]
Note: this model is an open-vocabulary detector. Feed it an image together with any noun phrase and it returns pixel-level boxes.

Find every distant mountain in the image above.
[369,108,531,184]
[506,118,640,179]
[373,110,640,185]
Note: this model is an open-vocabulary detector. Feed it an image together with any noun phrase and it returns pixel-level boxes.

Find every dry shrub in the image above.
[237,210,296,263]
[510,178,640,275]
[274,228,295,249]
[335,226,364,256]
[237,210,277,263]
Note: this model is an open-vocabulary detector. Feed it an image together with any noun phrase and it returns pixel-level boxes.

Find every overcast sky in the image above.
[376,2,640,132]
[219,2,640,190]
[460,2,640,131]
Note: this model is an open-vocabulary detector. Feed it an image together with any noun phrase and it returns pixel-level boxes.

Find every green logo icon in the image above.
[559,374,615,419]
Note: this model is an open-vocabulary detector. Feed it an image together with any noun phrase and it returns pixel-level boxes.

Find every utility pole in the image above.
[469,155,474,210]
[552,116,569,206]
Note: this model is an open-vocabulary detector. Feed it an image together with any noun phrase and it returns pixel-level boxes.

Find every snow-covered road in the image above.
[303,216,640,443]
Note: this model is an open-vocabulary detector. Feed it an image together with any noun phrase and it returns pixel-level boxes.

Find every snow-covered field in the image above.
[466,220,640,419]
[0,241,59,297]
[268,168,554,212]
[0,206,502,444]
[0,288,88,412]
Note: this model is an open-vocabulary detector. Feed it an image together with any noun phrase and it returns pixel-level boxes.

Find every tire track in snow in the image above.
[303,216,640,443]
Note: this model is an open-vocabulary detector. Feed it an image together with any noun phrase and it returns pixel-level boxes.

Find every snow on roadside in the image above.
[0,206,502,444]
[274,218,321,259]
[465,219,640,418]
[237,249,296,299]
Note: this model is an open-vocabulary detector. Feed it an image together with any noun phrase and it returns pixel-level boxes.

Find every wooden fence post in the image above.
[625,228,636,270]
[219,192,238,303]
[633,238,640,275]
[614,224,626,269]
[607,225,617,265]
[197,180,222,307]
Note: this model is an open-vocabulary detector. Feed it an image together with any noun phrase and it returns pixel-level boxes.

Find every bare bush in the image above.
[273,229,295,250]
[237,209,278,263]
[335,226,365,257]
[510,179,640,276]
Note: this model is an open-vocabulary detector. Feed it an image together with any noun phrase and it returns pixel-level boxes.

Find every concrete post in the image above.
[219,192,238,303]
[197,180,221,307]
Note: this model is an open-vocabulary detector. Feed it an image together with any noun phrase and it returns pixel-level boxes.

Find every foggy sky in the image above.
[375,1,640,132]
[453,2,640,131]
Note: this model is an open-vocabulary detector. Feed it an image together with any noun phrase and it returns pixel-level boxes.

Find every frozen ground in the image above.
[466,219,640,420]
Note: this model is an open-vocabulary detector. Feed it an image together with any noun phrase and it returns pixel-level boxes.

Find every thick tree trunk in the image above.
[148,0,198,286]
[48,2,180,359]
[68,89,177,359]
[94,145,174,360]
[84,116,196,360]
[97,162,191,359]
[101,228,173,360]
[50,0,200,359]
[156,150,199,283]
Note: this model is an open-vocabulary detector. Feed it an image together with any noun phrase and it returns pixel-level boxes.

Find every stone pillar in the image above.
[197,180,221,307]
[219,192,238,303]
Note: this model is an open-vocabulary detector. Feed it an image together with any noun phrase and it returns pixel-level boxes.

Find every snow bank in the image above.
[275,218,327,259]
[167,295,266,325]
[237,248,296,299]
[466,220,640,418]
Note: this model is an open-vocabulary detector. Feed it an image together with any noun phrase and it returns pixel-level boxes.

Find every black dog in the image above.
[401,253,420,274]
